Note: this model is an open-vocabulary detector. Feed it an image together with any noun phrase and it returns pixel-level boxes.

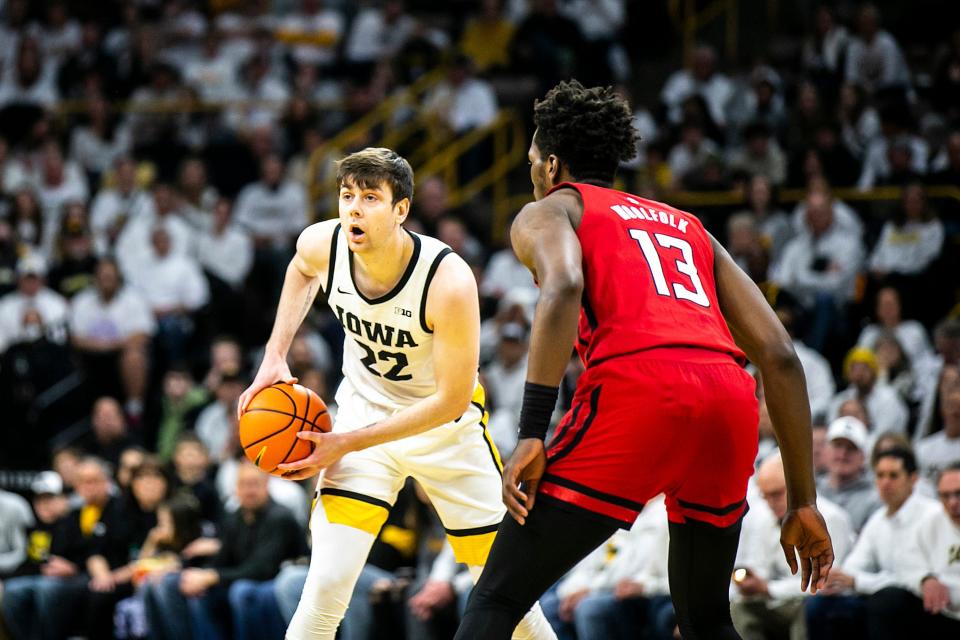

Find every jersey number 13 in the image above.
[629,229,710,307]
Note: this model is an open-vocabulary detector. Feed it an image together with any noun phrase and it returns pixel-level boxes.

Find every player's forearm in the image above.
[344,392,470,451]
[760,349,818,508]
[264,260,319,359]
[526,281,583,386]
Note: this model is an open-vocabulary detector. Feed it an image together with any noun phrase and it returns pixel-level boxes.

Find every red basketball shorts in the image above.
[540,348,759,529]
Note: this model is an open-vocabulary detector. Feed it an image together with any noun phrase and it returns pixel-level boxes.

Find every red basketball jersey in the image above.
[551,182,746,366]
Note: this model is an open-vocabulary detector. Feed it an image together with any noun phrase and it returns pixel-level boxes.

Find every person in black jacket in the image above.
[143,460,304,640]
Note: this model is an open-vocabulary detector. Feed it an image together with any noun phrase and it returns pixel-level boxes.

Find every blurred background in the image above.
[0,1,959,639]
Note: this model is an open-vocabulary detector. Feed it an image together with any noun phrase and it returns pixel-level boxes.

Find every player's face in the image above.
[338,178,409,253]
[528,134,558,201]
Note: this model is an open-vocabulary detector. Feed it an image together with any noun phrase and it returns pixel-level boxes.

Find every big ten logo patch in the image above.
[395,307,412,318]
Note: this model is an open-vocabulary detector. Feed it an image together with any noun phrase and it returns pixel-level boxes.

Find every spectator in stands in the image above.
[830,347,909,436]
[773,189,863,351]
[802,120,862,188]
[197,198,253,337]
[725,213,768,285]
[0,488,33,578]
[155,366,209,460]
[10,472,70,578]
[79,397,139,468]
[858,286,934,366]
[845,3,911,93]
[730,452,854,640]
[170,432,221,524]
[182,31,240,103]
[33,142,90,247]
[8,188,44,256]
[57,19,114,101]
[2,457,126,639]
[510,0,584,92]
[0,37,58,109]
[858,105,930,190]
[0,253,69,354]
[69,96,131,187]
[479,232,538,306]
[785,80,825,159]
[812,422,830,479]
[733,174,792,269]
[727,122,787,186]
[51,446,82,499]
[667,118,721,190]
[806,446,940,639]
[344,0,415,66]
[195,369,245,463]
[116,182,194,276]
[436,216,483,267]
[423,54,498,136]
[865,461,960,637]
[838,82,882,159]
[89,156,155,256]
[817,416,883,531]
[916,389,960,485]
[127,226,209,366]
[47,202,98,299]
[801,5,850,80]
[144,460,303,640]
[930,130,960,185]
[459,0,515,72]
[872,332,919,406]
[178,157,219,229]
[661,44,734,128]
[915,319,960,440]
[277,0,345,69]
[116,446,147,493]
[869,183,944,281]
[70,257,154,418]
[547,494,672,640]
[481,322,528,457]
[773,299,836,421]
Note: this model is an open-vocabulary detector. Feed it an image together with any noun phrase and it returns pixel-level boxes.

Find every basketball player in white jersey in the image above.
[238,148,555,640]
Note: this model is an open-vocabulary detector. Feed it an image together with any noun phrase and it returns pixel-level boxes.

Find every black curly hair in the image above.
[533,80,639,183]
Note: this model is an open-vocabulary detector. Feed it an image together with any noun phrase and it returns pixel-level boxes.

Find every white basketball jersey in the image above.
[324,224,457,411]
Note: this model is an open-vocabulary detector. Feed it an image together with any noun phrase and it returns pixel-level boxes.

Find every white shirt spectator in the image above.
[195,402,234,463]
[867,219,944,276]
[480,248,538,300]
[790,198,863,238]
[69,286,156,343]
[0,490,33,575]
[182,51,240,102]
[31,161,89,250]
[226,73,290,132]
[343,7,415,63]
[899,505,960,620]
[116,215,195,278]
[232,180,307,249]
[733,496,854,602]
[127,252,209,314]
[558,495,669,598]
[425,78,498,134]
[0,67,58,109]
[794,339,836,419]
[661,68,735,127]
[558,0,626,41]
[845,30,911,92]
[277,8,345,67]
[216,457,310,527]
[772,226,863,306]
[916,432,960,486]
[842,106,882,159]
[802,24,849,74]
[857,135,929,190]
[69,124,132,179]
[828,383,909,436]
[667,137,721,183]
[33,18,81,65]
[0,287,69,353]
[89,187,156,256]
[857,321,933,367]
[196,224,254,289]
[842,492,941,594]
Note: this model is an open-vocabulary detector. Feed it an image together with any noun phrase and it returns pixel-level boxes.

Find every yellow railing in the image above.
[669,0,739,66]
[418,109,528,243]
[306,69,447,210]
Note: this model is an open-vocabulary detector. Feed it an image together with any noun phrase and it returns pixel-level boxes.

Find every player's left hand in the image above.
[502,438,546,525]
[278,431,353,480]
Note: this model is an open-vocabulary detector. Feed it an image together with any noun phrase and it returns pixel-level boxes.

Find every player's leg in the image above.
[667,518,744,640]
[286,445,405,640]
[455,498,617,639]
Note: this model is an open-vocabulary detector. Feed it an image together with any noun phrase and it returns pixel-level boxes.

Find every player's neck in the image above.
[353,228,414,293]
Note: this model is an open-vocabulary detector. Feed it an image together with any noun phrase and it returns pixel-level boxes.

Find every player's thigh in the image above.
[317,443,406,537]
[405,419,505,566]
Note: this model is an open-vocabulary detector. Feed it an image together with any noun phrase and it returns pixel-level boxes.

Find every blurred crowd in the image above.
[0,0,958,639]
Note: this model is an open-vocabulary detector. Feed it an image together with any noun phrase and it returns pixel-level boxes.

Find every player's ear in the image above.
[394,197,410,223]
[546,154,561,183]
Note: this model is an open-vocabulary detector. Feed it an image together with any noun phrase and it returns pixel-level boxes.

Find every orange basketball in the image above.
[239,382,332,476]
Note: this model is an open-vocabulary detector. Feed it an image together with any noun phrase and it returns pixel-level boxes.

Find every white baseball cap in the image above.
[827,416,868,452]
[31,471,64,496]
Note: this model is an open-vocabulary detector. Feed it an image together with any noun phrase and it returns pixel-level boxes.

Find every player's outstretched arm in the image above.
[711,236,834,593]
[277,253,481,478]
[503,194,584,524]
[238,220,335,417]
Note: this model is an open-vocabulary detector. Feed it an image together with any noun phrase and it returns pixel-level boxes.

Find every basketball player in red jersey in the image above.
[455,81,834,640]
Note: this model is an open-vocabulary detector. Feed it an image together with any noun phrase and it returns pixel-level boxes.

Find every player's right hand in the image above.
[502,438,546,525]
[237,354,297,420]
[779,504,834,594]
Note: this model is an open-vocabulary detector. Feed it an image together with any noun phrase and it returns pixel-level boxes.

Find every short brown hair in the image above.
[336,147,414,205]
